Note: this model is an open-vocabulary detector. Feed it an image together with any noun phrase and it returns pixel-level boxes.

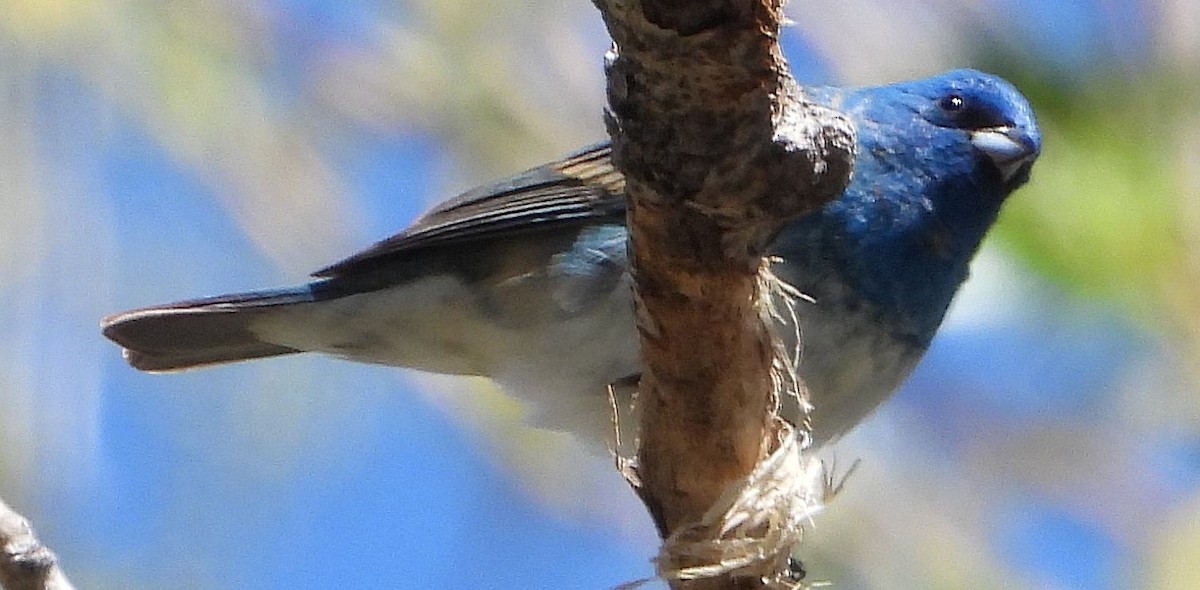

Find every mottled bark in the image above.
[0,497,73,590]
[591,1,855,588]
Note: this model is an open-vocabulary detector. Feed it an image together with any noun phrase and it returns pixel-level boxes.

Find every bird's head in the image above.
[898,69,1042,190]
[796,70,1043,338]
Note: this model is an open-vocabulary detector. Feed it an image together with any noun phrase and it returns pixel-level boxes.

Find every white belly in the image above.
[250,269,919,448]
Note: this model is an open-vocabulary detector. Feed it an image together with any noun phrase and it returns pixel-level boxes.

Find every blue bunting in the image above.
[103,69,1041,446]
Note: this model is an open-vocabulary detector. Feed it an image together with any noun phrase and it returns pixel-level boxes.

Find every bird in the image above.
[102,69,1041,448]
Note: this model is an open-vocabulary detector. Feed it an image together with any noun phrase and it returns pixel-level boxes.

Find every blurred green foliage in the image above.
[992,64,1199,327]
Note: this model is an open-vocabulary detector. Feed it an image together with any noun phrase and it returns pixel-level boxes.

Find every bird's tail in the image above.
[101,287,317,372]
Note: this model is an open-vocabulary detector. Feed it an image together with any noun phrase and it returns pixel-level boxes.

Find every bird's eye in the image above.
[940,94,965,112]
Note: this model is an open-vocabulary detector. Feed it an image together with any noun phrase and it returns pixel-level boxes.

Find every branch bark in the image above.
[0,497,73,590]
[591,1,855,588]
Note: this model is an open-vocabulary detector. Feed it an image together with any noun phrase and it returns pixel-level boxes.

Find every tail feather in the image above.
[102,287,314,372]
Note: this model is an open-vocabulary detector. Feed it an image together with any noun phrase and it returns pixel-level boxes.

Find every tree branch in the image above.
[0,497,73,590]
[592,1,855,587]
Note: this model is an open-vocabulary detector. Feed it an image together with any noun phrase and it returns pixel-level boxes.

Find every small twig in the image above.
[0,497,73,590]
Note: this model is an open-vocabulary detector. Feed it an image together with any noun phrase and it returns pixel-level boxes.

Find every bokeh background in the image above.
[1,0,1198,588]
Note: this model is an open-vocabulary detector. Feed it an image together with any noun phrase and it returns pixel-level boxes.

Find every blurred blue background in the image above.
[1,0,1199,588]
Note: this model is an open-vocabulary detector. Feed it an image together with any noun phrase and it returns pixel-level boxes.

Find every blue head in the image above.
[780,69,1041,343]
[889,69,1041,190]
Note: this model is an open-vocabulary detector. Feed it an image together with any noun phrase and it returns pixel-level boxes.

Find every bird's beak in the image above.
[970,126,1040,185]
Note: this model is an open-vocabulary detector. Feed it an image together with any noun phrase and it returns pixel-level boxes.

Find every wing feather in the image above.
[315,143,625,278]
